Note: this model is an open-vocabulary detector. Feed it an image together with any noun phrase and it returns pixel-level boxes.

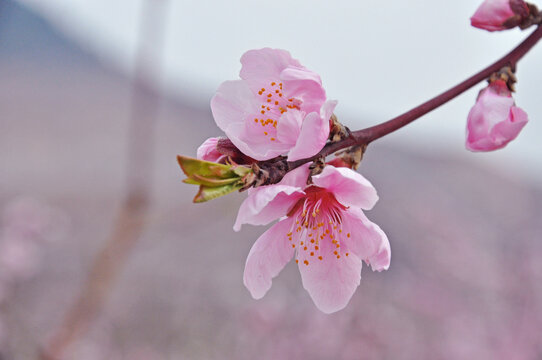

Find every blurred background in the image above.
[1,0,541,359]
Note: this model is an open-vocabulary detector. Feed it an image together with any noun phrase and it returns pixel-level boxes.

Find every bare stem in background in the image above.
[40,1,169,359]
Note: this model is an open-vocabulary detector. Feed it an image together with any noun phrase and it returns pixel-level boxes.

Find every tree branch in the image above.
[278,24,542,177]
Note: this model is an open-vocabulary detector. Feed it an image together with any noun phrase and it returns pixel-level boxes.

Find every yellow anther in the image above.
[318,256,323,260]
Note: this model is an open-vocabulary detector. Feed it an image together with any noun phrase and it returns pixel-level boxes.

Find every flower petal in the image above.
[342,208,391,271]
[321,99,338,126]
[489,105,528,146]
[312,166,378,210]
[280,67,327,114]
[234,185,304,231]
[298,236,362,314]
[276,110,303,146]
[196,137,224,162]
[240,48,302,94]
[244,218,295,299]
[466,83,528,152]
[211,80,291,160]
[279,163,311,188]
[285,100,336,162]
[470,0,517,32]
[286,111,329,161]
[211,80,259,132]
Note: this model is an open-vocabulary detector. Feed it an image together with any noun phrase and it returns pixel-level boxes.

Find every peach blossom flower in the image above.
[471,0,529,32]
[466,80,528,152]
[211,48,336,161]
[234,164,390,313]
[196,137,225,163]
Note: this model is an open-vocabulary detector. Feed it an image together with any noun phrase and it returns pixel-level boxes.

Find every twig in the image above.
[39,1,169,358]
[278,24,542,176]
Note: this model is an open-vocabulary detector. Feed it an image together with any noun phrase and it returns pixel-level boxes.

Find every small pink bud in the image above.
[471,0,530,32]
[466,80,528,152]
[196,137,225,163]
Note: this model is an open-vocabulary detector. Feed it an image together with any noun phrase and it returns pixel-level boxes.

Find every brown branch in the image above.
[270,24,542,180]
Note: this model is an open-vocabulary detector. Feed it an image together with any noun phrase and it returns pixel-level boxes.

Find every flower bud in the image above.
[471,0,530,32]
[177,155,253,202]
[466,80,528,152]
[196,137,225,163]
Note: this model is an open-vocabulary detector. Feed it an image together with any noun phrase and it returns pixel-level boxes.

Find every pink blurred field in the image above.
[1,1,542,359]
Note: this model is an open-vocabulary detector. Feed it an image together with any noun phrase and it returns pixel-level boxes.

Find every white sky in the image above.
[18,0,542,185]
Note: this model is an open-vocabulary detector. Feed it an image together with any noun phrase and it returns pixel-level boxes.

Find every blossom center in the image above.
[286,187,350,266]
[253,81,302,141]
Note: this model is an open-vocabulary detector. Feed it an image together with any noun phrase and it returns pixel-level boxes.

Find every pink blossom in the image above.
[235,164,390,313]
[0,238,40,280]
[470,0,529,32]
[466,80,528,152]
[211,48,336,161]
[196,137,225,162]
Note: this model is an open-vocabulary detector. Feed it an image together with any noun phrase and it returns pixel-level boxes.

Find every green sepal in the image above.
[193,182,244,203]
[182,178,200,185]
[177,155,252,203]
[190,173,240,187]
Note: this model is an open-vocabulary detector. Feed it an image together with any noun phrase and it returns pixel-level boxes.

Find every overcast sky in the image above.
[18,0,542,185]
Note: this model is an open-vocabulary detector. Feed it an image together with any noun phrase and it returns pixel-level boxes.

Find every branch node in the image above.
[329,114,350,142]
[333,144,367,170]
[489,65,517,92]
[307,157,326,185]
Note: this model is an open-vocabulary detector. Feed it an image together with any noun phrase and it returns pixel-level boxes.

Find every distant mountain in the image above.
[0,0,96,65]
